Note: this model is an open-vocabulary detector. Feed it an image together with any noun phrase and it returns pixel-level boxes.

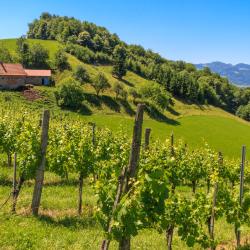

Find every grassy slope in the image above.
[1,38,250,158]
[1,39,250,250]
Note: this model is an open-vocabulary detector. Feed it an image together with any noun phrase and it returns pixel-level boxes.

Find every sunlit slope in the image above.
[1,38,250,158]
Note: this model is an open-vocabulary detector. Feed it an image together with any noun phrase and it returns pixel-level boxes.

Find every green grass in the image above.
[1,37,250,159]
[1,167,249,250]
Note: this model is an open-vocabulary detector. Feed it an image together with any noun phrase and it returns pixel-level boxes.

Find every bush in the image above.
[54,49,70,71]
[29,43,49,68]
[65,43,95,64]
[128,88,141,102]
[112,82,124,99]
[73,65,90,84]
[95,52,112,65]
[236,104,250,121]
[55,77,84,109]
[91,73,111,96]
[138,84,170,110]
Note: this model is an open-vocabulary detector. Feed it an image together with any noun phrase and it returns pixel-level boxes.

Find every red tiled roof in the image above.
[24,69,51,77]
[0,63,26,76]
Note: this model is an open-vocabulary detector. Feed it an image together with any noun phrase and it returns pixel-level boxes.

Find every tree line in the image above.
[26,12,250,118]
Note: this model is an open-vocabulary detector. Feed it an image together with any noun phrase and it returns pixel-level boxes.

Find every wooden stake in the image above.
[144,128,151,150]
[92,123,96,147]
[210,182,218,250]
[236,145,246,247]
[31,110,50,216]
[78,172,84,216]
[101,104,145,250]
[12,153,17,213]
[170,132,174,156]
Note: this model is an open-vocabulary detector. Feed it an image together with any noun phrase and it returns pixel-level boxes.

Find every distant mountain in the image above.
[196,62,250,86]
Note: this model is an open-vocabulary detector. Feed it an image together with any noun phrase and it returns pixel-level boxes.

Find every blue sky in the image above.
[0,0,249,64]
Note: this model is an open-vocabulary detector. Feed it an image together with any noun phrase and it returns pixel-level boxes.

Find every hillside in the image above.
[196,61,250,86]
[0,38,250,158]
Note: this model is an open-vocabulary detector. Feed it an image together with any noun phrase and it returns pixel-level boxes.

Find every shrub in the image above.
[128,88,141,102]
[91,73,110,96]
[236,104,250,121]
[73,65,90,84]
[55,77,84,109]
[138,84,170,110]
[112,82,124,99]
[54,49,70,71]
[65,43,95,64]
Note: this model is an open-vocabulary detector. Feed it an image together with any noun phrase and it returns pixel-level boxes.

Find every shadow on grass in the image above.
[60,103,92,116]
[37,214,97,229]
[117,99,135,116]
[78,103,92,115]
[0,177,12,186]
[44,178,79,187]
[144,102,180,125]
[121,78,134,87]
[100,95,120,112]
[84,93,102,108]
[166,106,180,116]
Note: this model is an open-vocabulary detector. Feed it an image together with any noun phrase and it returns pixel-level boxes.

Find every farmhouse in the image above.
[0,62,51,89]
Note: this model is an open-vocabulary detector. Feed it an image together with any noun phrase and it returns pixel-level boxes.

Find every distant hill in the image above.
[196,62,250,86]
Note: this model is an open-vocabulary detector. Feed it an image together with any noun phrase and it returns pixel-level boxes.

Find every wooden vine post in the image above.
[144,128,151,150]
[236,145,246,247]
[210,182,218,250]
[12,152,17,213]
[31,110,50,216]
[101,104,145,250]
[170,132,174,156]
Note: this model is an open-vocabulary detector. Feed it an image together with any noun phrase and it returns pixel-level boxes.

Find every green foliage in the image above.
[65,43,96,64]
[16,37,49,68]
[73,65,90,84]
[16,37,30,67]
[128,88,141,102]
[138,84,170,110]
[112,82,124,99]
[55,78,84,108]
[54,49,70,71]
[112,45,127,79]
[29,43,49,69]
[236,103,250,121]
[26,13,250,121]
[91,73,110,96]
[0,47,14,63]
[1,106,250,250]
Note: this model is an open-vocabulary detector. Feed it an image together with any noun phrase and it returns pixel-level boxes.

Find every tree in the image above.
[0,47,13,63]
[112,82,124,99]
[16,37,30,67]
[91,73,110,96]
[139,83,170,110]
[77,31,92,47]
[55,77,84,109]
[54,49,70,71]
[236,104,250,121]
[112,45,127,79]
[74,65,90,84]
[29,43,49,68]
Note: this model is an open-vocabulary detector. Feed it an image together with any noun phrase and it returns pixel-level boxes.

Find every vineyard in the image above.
[1,104,250,250]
